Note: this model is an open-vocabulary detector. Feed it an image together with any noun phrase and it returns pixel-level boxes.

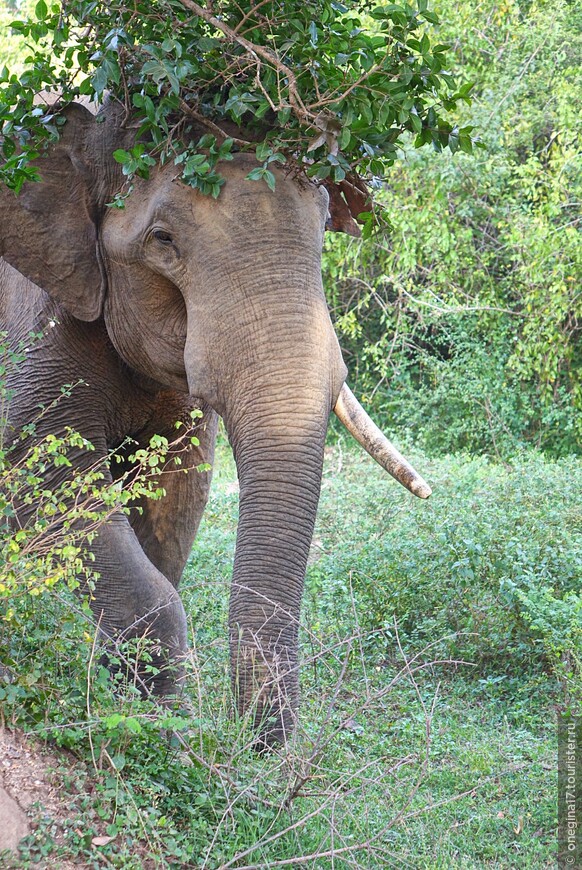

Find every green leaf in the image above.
[92,65,109,96]
[263,169,276,191]
[458,133,473,154]
[110,753,126,771]
[255,140,273,162]
[197,36,221,51]
[266,153,286,165]
[409,110,422,133]
[112,149,130,165]
[34,0,48,19]
[308,21,318,47]
[246,166,276,191]
[124,717,142,734]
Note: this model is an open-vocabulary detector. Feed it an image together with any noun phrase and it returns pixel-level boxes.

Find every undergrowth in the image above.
[1,436,576,867]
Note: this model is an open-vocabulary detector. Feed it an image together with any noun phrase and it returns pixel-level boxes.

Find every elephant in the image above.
[0,100,430,744]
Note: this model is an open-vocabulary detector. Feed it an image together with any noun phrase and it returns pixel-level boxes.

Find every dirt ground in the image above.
[0,727,92,869]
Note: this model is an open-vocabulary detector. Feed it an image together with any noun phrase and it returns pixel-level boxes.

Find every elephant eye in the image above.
[152,229,174,245]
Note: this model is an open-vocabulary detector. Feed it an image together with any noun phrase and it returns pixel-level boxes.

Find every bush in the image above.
[312,445,582,691]
[324,0,582,458]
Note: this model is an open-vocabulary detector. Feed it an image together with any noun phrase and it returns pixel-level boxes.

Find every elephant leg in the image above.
[88,512,190,697]
[115,398,218,589]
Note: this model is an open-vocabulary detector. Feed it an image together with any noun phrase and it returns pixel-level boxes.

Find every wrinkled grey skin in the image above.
[0,103,347,744]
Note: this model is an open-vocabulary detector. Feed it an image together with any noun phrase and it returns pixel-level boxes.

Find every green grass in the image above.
[2,435,579,867]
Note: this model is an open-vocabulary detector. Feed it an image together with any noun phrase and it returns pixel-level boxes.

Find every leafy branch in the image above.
[0,0,476,214]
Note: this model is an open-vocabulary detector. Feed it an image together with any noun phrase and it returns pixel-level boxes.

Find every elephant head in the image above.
[0,101,429,743]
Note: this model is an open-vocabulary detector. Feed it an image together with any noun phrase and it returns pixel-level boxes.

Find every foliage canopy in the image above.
[0,0,472,209]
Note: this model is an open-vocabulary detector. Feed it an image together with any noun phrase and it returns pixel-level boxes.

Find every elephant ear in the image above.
[0,103,105,322]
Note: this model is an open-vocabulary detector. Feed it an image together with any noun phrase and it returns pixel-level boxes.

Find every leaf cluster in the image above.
[0,0,473,195]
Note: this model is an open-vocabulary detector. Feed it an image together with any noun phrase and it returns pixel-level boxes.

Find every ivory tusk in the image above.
[333,384,432,499]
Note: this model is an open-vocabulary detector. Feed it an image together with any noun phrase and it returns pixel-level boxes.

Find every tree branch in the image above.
[177,0,314,125]
[179,99,251,147]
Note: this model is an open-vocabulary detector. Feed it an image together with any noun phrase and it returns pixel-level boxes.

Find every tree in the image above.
[323,0,582,457]
[0,0,473,224]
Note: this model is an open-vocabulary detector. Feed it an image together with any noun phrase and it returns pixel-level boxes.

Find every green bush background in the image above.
[324,0,581,458]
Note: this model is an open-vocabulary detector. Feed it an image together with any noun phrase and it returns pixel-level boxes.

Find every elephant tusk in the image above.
[333,384,432,499]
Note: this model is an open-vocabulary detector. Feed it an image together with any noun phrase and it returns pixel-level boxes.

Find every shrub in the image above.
[312,445,582,693]
[323,0,582,458]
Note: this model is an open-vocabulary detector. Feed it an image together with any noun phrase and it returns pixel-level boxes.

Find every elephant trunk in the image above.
[224,394,330,745]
